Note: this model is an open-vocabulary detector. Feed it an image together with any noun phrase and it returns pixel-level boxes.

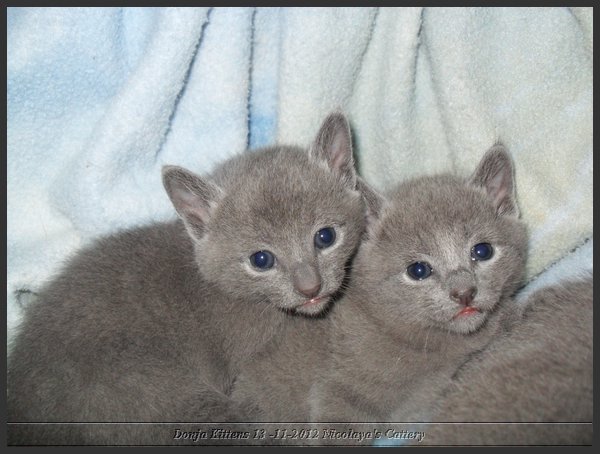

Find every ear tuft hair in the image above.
[162,165,223,238]
[310,111,357,189]
[469,143,519,217]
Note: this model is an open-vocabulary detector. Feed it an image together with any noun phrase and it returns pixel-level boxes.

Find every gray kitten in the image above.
[7,112,366,445]
[416,274,593,446]
[310,144,528,424]
[229,145,528,432]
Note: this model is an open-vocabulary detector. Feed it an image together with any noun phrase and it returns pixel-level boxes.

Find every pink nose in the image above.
[297,282,321,299]
[450,287,477,306]
[292,262,321,299]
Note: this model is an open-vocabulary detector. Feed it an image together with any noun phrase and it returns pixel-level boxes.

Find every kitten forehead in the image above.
[212,145,332,188]
[379,175,499,251]
[209,146,361,240]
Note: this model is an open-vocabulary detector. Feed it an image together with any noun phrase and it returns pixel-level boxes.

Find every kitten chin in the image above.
[448,307,490,334]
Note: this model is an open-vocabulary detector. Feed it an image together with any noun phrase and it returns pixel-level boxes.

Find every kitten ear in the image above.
[357,177,386,226]
[468,143,519,217]
[162,165,223,238]
[310,111,357,189]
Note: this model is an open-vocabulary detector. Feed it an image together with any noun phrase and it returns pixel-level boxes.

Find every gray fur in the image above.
[229,145,591,446]
[229,145,528,428]
[310,144,528,423]
[7,112,366,445]
[417,274,593,445]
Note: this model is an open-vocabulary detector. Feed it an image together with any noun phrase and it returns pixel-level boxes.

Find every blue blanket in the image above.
[7,7,593,362]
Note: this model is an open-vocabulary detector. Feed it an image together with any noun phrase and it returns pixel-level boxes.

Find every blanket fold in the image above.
[7,7,593,346]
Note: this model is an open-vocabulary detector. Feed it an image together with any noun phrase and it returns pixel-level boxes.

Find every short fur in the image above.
[230,145,529,429]
[310,144,528,423]
[230,145,591,446]
[7,112,366,445]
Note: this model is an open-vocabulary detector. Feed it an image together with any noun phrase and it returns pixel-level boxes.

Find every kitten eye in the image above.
[314,227,336,249]
[249,250,275,270]
[407,262,433,280]
[471,243,494,261]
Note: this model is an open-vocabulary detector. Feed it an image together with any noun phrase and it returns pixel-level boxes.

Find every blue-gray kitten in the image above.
[7,112,367,445]
[310,145,528,423]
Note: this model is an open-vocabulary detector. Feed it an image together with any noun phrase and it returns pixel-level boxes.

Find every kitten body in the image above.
[417,274,593,445]
[7,113,366,444]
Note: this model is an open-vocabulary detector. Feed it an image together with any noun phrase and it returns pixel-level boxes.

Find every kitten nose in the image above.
[450,287,477,306]
[292,263,321,298]
[297,281,321,298]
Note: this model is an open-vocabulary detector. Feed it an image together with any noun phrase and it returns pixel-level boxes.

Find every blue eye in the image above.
[314,227,336,249]
[471,243,494,261]
[407,262,432,280]
[250,250,275,270]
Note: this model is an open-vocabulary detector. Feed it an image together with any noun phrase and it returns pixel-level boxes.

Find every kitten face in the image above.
[163,113,365,316]
[195,147,364,316]
[358,146,527,335]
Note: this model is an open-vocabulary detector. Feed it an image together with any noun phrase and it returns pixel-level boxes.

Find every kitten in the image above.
[7,112,367,445]
[229,144,528,433]
[415,274,593,446]
[310,144,528,424]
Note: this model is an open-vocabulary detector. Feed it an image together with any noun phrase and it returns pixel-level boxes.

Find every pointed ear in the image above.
[309,111,357,188]
[469,143,519,217]
[162,165,223,238]
[357,177,386,227]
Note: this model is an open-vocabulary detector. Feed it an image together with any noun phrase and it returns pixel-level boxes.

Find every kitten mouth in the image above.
[301,294,330,307]
[452,306,481,319]
[289,293,333,317]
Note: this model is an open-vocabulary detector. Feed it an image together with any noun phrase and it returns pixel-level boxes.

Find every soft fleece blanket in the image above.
[7,8,592,355]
